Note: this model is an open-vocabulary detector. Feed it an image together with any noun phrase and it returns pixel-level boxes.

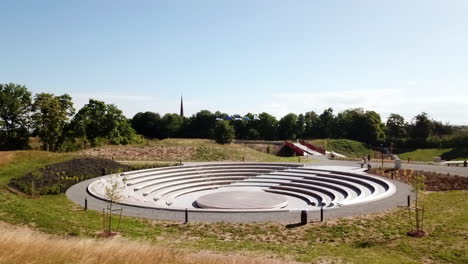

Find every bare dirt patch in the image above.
[368,168,468,191]
[0,152,15,167]
[80,146,196,161]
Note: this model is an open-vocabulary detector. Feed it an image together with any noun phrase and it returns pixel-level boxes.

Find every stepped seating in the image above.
[88,162,395,211]
[127,168,274,187]
[132,171,260,190]
[144,176,250,197]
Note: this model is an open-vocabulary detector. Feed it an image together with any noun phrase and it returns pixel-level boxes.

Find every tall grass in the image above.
[0,222,296,264]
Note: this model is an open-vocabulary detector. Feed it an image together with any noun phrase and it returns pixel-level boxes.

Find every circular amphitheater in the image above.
[75,162,408,222]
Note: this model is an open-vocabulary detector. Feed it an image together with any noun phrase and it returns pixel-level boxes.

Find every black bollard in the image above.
[464,160,467,167]
[320,206,324,222]
[301,210,307,224]
[407,195,411,207]
[84,198,88,211]
[184,208,188,224]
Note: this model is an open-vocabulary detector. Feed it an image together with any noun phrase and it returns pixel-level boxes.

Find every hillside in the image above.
[80,138,312,163]
[0,151,468,263]
[309,139,374,158]
[398,148,468,162]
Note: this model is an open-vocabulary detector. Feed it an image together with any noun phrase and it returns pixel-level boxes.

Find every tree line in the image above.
[0,83,140,151]
[1,83,467,151]
[132,107,466,149]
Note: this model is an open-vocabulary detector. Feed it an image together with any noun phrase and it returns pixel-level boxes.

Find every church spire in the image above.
[180,95,184,117]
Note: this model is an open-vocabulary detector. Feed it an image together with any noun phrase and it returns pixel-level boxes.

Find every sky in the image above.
[1,0,467,124]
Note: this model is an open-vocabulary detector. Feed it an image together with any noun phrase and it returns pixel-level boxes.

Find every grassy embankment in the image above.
[80,138,313,163]
[398,148,468,162]
[309,139,468,162]
[0,151,467,263]
[310,139,373,158]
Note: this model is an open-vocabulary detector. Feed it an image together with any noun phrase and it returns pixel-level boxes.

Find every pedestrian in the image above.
[367,154,371,162]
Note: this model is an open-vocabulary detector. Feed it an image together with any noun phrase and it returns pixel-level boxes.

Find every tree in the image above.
[295,114,305,139]
[256,112,278,140]
[70,99,139,146]
[386,113,407,147]
[409,112,433,146]
[363,110,386,145]
[407,172,426,237]
[131,112,161,138]
[32,93,74,151]
[214,120,235,144]
[319,108,336,138]
[278,113,298,140]
[186,110,217,139]
[335,108,385,145]
[304,111,320,138]
[101,173,126,236]
[160,113,184,138]
[0,83,32,150]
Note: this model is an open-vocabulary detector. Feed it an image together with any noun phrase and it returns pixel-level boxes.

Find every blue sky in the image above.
[1,0,467,124]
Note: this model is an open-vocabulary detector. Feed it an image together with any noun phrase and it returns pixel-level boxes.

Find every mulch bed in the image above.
[9,158,130,195]
[368,168,468,191]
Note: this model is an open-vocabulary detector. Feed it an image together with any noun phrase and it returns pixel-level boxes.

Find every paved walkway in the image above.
[309,158,468,177]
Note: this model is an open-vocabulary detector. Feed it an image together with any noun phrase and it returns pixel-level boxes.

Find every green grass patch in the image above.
[397,148,468,162]
[1,151,467,263]
[311,139,373,158]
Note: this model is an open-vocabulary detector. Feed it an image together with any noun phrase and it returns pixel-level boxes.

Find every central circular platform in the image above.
[196,191,289,209]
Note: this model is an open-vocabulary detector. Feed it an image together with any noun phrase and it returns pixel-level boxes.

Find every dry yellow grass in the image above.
[0,222,298,264]
[0,151,15,168]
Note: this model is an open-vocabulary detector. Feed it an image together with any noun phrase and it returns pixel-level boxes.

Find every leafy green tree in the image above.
[363,110,386,145]
[304,111,320,139]
[214,120,235,144]
[70,99,139,146]
[161,113,184,138]
[32,93,74,151]
[232,119,248,139]
[278,113,298,140]
[295,114,305,139]
[131,112,161,138]
[186,110,216,139]
[256,112,278,140]
[386,113,407,146]
[0,83,32,150]
[319,108,336,138]
[409,113,433,146]
[335,108,385,145]
[246,128,260,140]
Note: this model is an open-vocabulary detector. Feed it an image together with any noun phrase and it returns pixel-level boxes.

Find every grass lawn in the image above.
[397,148,468,162]
[398,149,452,162]
[310,139,373,158]
[0,151,467,263]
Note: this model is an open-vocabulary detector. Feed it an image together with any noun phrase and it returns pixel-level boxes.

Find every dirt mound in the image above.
[9,158,129,195]
[369,168,468,191]
[80,146,196,161]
